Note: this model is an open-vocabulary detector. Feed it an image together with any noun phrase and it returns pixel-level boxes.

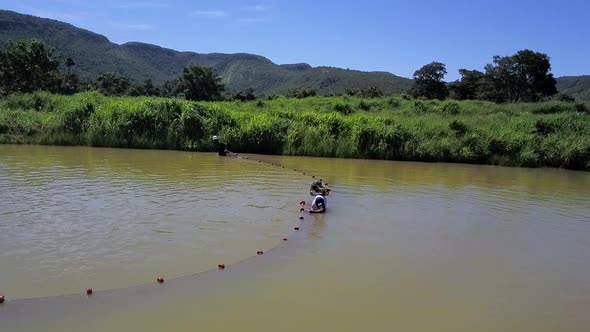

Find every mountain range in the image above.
[0,10,588,100]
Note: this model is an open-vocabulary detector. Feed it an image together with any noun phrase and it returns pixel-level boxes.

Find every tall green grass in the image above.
[1,92,589,170]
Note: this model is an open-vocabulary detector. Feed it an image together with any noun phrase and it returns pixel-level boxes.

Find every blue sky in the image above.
[2,0,589,80]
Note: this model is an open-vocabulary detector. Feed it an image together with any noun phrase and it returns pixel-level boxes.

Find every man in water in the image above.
[212,135,227,156]
[309,193,327,214]
[310,179,330,196]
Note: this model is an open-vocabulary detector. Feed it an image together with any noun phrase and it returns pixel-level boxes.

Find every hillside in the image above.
[0,10,411,95]
[556,76,590,102]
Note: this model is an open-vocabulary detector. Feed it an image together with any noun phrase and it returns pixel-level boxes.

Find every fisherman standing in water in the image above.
[212,135,228,156]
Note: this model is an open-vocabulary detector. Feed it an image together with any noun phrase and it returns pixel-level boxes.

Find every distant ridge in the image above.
[0,10,411,95]
[555,76,590,102]
[1,10,588,100]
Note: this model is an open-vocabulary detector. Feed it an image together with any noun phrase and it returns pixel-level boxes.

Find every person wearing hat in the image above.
[212,135,227,156]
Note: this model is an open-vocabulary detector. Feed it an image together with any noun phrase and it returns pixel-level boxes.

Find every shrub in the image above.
[334,103,353,115]
[413,100,429,113]
[63,102,94,134]
[575,103,588,113]
[531,103,572,114]
[442,101,461,115]
[181,105,206,142]
[288,89,317,99]
[557,94,576,103]
[362,86,383,98]
[3,92,57,112]
[387,97,401,109]
[359,101,372,111]
[535,119,556,136]
[449,120,468,137]
[488,135,522,156]
[325,114,350,137]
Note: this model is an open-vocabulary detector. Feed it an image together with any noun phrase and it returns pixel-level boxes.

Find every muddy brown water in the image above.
[1,145,589,332]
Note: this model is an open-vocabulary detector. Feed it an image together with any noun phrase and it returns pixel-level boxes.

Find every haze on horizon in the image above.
[2,0,589,80]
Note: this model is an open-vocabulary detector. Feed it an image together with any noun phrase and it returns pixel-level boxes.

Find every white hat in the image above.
[212,135,218,140]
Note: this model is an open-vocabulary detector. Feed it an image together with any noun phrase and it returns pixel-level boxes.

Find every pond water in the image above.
[1,145,589,332]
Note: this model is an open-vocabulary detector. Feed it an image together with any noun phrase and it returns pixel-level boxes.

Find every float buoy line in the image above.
[0,154,330,304]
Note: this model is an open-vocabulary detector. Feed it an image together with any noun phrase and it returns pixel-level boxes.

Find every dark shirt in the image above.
[214,140,227,156]
[310,180,326,194]
[310,184,322,193]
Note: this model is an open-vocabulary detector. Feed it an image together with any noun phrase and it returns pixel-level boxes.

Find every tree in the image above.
[233,88,256,101]
[449,69,484,100]
[364,86,384,98]
[0,39,62,95]
[287,88,317,99]
[129,79,159,97]
[178,66,224,101]
[345,87,383,98]
[142,79,158,96]
[95,72,130,96]
[512,49,557,101]
[408,62,449,100]
[160,79,181,98]
[65,57,75,75]
[481,50,557,102]
[60,74,80,95]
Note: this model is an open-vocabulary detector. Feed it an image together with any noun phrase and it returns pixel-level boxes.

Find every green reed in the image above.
[1,92,588,170]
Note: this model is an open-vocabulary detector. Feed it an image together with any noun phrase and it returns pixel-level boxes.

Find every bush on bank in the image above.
[0,92,588,170]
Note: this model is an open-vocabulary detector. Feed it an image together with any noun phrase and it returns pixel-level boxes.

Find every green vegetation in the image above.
[0,39,62,94]
[1,93,589,170]
[0,39,235,103]
[177,66,225,101]
[416,50,557,102]
[409,62,449,100]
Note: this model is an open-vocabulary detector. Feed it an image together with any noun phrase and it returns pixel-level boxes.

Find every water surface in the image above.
[0,145,304,298]
[1,145,589,332]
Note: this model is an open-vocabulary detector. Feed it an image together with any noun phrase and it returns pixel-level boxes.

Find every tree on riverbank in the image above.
[0,39,62,95]
[449,69,484,100]
[408,62,449,100]
[178,66,225,101]
[94,72,131,96]
[448,50,557,102]
[482,50,557,102]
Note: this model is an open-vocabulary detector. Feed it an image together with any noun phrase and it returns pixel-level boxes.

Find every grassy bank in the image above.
[0,92,589,170]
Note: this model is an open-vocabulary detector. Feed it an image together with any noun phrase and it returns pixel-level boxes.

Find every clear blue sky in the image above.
[3,0,589,80]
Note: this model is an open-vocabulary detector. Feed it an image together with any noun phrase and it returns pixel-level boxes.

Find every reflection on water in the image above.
[1,145,589,332]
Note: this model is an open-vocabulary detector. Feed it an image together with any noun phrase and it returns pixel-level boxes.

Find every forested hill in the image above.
[556,76,590,102]
[0,10,411,95]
